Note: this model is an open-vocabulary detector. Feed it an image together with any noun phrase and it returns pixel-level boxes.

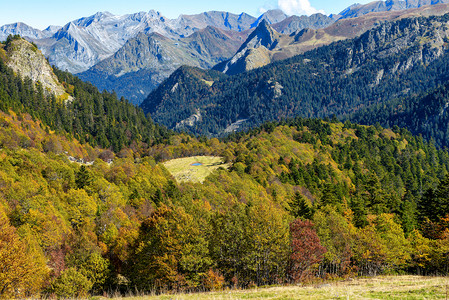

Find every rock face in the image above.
[346,16,449,74]
[3,38,68,99]
[252,9,289,27]
[237,20,280,51]
[272,13,335,34]
[175,108,202,129]
[78,26,247,105]
[214,20,281,75]
[174,11,257,33]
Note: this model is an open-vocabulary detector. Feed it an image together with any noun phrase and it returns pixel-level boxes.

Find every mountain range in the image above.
[337,0,449,19]
[3,0,447,104]
[215,3,449,75]
[2,1,449,109]
[1,10,281,74]
[75,12,337,104]
[141,11,449,149]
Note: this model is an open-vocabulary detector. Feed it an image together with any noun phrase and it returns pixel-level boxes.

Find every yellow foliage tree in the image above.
[0,209,48,299]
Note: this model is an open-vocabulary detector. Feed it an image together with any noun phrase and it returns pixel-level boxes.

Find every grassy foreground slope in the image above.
[123,276,449,299]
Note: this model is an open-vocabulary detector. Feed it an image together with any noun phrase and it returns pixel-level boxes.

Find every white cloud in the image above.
[278,0,325,16]
[258,0,277,15]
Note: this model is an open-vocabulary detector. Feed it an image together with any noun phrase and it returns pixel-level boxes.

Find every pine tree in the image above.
[75,165,91,189]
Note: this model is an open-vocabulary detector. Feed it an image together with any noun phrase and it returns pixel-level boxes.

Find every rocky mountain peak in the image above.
[0,22,50,41]
[3,37,69,99]
[43,25,62,35]
[73,11,114,27]
[147,9,163,19]
[238,19,279,52]
[252,9,289,27]
[212,20,280,75]
[271,13,335,34]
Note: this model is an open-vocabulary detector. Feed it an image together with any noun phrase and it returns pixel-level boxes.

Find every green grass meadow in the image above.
[162,156,230,183]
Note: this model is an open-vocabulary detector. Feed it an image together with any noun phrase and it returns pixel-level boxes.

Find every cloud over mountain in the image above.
[278,0,324,16]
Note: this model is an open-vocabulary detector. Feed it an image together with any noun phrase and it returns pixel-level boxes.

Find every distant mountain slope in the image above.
[78,27,247,105]
[214,4,449,76]
[30,10,261,74]
[338,0,449,19]
[142,13,449,142]
[140,66,226,127]
[272,13,335,34]
[251,9,289,27]
[213,20,281,75]
[174,11,257,32]
[0,22,55,41]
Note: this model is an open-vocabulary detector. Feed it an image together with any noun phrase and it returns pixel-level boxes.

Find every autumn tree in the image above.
[50,267,93,298]
[126,204,212,292]
[289,219,326,282]
[0,209,48,299]
[313,206,353,277]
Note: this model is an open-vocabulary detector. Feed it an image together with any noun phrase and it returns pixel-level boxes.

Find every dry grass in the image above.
[104,276,449,300]
[162,156,230,183]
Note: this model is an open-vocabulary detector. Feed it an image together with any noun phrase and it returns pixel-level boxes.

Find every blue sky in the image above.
[2,0,372,29]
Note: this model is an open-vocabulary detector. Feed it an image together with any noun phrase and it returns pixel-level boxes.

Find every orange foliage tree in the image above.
[290,219,326,282]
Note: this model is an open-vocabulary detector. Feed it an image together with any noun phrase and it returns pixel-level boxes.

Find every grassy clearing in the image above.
[162,156,230,183]
[105,276,449,300]
[201,79,214,86]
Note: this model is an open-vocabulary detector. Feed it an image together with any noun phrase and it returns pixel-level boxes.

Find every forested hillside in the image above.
[0,36,171,152]
[2,99,449,297]
[350,81,449,149]
[142,13,449,144]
